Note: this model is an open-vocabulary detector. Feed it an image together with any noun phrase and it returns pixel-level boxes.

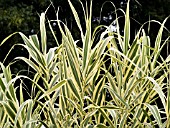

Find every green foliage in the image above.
[0,0,170,127]
[0,3,37,36]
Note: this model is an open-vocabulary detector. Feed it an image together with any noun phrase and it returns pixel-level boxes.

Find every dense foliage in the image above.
[0,0,170,62]
[0,0,170,127]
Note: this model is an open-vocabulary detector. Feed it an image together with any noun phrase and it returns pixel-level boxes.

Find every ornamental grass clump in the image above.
[0,0,170,127]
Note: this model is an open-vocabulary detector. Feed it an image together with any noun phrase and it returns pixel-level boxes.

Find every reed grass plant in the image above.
[0,0,170,127]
